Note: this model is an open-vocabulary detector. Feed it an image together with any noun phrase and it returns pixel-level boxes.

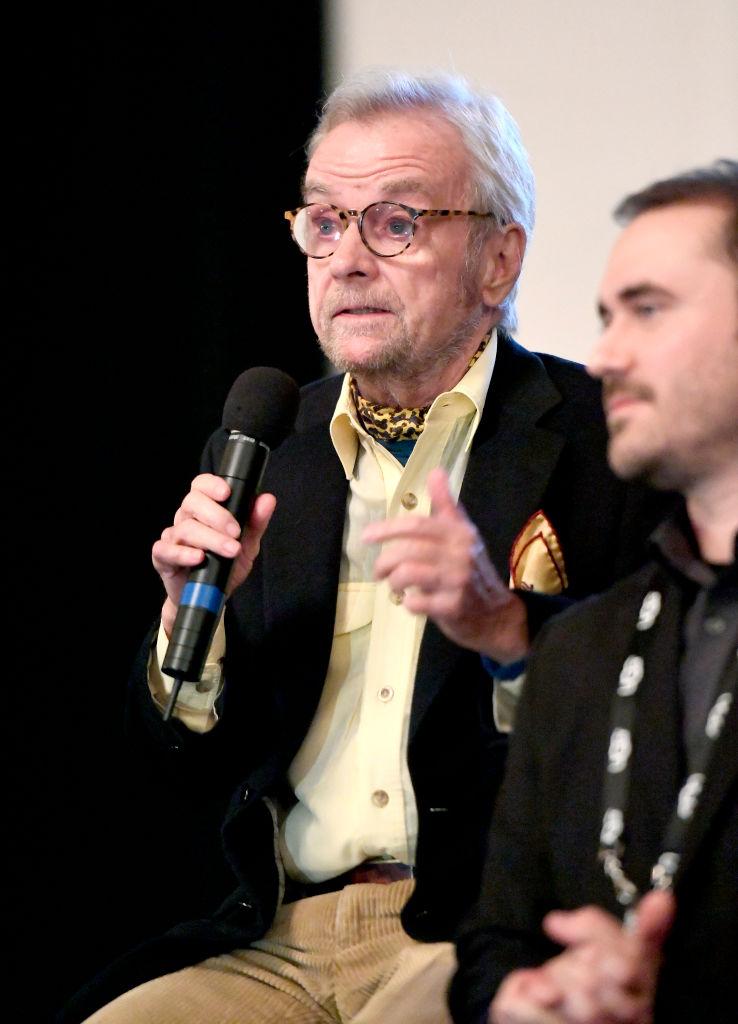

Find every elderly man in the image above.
[450,159,738,1024]
[64,70,661,1024]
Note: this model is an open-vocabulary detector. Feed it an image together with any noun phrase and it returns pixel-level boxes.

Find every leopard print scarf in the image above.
[350,330,492,442]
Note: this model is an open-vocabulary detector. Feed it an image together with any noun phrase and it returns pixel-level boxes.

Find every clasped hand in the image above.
[490,891,676,1024]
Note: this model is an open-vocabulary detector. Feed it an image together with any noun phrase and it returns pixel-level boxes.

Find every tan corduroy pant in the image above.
[85,880,456,1023]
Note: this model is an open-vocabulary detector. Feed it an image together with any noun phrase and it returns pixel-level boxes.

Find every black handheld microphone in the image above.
[161,366,299,720]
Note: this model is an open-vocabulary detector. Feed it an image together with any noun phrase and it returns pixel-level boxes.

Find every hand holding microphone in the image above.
[152,366,299,719]
[154,478,276,641]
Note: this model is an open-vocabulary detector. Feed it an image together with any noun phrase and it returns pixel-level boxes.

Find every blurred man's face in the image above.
[303,111,499,384]
[589,200,738,491]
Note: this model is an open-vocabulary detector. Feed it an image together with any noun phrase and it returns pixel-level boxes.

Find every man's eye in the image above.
[634,303,659,318]
[387,218,412,236]
[307,213,340,237]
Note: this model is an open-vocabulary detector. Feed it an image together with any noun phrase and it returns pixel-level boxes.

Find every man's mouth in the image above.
[606,393,643,416]
[602,380,653,418]
[334,306,392,316]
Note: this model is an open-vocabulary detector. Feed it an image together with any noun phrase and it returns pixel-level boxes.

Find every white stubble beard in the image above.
[315,279,488,384]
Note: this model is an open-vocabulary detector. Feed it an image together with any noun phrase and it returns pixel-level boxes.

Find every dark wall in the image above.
[9,9,325,1020]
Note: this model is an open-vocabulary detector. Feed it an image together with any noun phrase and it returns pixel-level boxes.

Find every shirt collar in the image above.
[651,502,738,588]
[329,327,498,479]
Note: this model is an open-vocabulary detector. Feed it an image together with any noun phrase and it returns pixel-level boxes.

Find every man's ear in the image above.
[480,224,526,307]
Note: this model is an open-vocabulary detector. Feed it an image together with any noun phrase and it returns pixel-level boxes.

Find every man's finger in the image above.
[491,968,566,1024]
[543,905,623,948]
[249,492,277,538]
[362,516,449,546]
[427,466,463,520]
[630,889,676,951]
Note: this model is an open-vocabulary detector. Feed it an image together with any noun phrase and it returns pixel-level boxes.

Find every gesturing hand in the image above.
[362,467,528,664]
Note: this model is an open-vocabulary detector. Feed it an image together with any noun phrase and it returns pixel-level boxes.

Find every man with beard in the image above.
[450,159,738,1024]
[66,70,662,1024]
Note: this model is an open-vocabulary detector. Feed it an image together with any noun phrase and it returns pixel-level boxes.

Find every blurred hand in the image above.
[490,891,676,1024]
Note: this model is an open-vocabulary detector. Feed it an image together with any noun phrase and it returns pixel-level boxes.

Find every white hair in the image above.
[307,68,536,332]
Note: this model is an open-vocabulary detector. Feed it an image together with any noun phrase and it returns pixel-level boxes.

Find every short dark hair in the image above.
[614,159,738,266]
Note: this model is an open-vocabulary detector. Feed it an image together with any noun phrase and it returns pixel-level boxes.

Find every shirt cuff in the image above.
[481,655,527,680]
[482,656,527,734]
[491,674,526,733]
[147,619,226,733]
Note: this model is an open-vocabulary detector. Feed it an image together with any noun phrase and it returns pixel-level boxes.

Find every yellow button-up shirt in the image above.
[151,332,497,882]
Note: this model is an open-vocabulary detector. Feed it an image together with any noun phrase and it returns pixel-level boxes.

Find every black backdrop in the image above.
[9,8,325,1020]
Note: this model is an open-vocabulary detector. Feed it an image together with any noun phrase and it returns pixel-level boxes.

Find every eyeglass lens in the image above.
[293,203,415,257]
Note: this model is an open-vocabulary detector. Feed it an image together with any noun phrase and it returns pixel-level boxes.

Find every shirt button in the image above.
[704,616,726,635]
[390,589,405,605]
[372,790,389,808]
[401,492,418,510]
[378,686,394,702]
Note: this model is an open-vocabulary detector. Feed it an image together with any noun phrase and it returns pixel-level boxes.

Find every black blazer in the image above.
[60,334,668,1021]
[450,558,738,1024]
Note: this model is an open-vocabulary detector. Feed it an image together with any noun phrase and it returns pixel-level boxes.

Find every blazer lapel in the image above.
[623,578,685,891]
[256,411,349,751]
[411,336,567,736]
[676,674,738,882]
[261,419,348,641]
[461,334,566,573]
[618,574,738,895]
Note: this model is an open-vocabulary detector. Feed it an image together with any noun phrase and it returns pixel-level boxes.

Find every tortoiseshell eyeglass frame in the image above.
[284,201,500,258]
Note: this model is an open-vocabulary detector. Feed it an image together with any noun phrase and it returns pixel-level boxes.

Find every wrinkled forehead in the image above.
[303,111,473,205]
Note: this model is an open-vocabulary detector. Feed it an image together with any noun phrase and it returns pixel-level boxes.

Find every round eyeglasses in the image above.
[284,202,497,259]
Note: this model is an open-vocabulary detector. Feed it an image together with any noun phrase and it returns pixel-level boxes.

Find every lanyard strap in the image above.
[598,574,738,912]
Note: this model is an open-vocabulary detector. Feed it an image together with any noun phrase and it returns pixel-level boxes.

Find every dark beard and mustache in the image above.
[600,376,662,482]
[601,377,703,491]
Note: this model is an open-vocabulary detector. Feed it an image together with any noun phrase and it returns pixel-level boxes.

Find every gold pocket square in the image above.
[508,510,568,594]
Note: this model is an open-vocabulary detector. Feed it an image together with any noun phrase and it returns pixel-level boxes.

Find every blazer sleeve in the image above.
[123,427,272,789]
[449,621,566,1023]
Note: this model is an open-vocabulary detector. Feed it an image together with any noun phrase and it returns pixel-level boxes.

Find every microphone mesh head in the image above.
[222,366,300,449]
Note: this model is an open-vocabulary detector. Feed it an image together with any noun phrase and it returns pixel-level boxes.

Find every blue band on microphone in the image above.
[180,581,224,615]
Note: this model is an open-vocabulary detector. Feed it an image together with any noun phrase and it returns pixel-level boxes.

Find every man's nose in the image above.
[587,320,635,381]
[328,219,378,279]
